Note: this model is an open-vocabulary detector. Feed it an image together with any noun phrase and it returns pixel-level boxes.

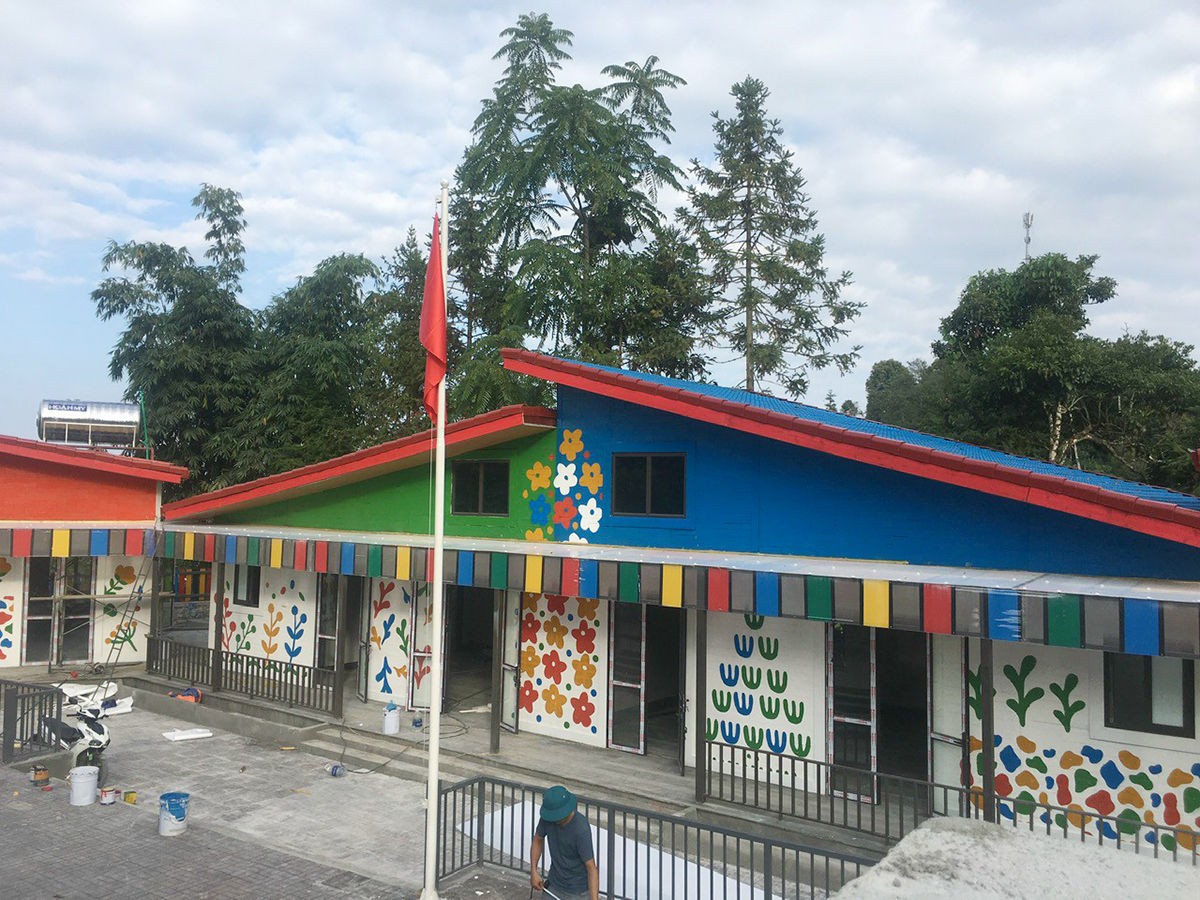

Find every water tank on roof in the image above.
[37,400,142,448]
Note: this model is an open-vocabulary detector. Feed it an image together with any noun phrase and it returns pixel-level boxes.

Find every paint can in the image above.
[123,790,138,804]
[158,791,190,836]
[68,766,98,806]
[100,787,120,805]
[382,707,400,735]
[29,765,49,786]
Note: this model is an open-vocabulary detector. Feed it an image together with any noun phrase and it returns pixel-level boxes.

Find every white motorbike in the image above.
[41,705,112,785]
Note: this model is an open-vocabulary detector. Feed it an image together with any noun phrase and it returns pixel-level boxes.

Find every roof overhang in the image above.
[164,405,556,521]
[0,434,187,484]
[502,349,1200,551]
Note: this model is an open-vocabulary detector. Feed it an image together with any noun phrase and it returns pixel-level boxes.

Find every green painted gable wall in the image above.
[211,430,557,540]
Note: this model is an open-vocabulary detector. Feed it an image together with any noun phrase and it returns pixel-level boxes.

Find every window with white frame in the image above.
[233,564,261,608]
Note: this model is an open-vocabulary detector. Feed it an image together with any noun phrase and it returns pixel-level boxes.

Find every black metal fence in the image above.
[146,636,338,715]
[437,775,876,898]
[704,741,1199,865]
[0,679,63,764]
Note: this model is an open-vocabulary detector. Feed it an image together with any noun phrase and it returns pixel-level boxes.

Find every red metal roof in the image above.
[0,434,188,484]
[164,405,556,521]
[501,349,1200,550]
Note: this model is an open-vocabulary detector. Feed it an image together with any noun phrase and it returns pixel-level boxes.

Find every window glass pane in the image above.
[890,583,922,630]
[780,575,806,618]
[1162,603,1200,657]
[832,626,871,720]
[1084,596,1121,650]
[64,598,91,618]
[1021,594,1045,643]
[953,589,984,635]
[611,603,642,684]
[28,558,54,597]
[649,455,685,515]
[1105,652,1144,729]
[481,461,509,514]
[610,684,642,750]
[729,570,754,612]
[613,456,648,514]
[833,579,861,623]
[1151,656,1185,729]
[452,461,481,514]
[64,557,92,595]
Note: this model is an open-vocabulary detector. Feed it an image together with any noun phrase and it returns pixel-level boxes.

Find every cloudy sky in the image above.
[3,0,1197,442]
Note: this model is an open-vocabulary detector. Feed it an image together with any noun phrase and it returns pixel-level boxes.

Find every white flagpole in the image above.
[421,181,450,900]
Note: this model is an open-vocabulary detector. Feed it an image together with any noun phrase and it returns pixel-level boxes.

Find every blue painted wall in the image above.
[559,387,1200,580]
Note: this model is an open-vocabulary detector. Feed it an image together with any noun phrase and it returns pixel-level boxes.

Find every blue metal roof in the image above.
[560,357,1200,513]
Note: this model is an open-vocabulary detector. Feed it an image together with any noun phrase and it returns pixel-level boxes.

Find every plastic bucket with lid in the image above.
[382,707,400,735]
[158,791,190,836]
[68,766,99,806]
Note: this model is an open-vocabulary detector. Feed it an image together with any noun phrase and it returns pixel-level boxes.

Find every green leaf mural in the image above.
[1003,654,1044,727]
[744,726,764,750]
[789,732,811,758]
[743,614,765,630]
[757,636,779,660]
[1049,672,1086,732]
[782,698,805,725]
[712,689,732,713]
[766,669,788,694]
[759,696,781,720]
[741,665,763,689]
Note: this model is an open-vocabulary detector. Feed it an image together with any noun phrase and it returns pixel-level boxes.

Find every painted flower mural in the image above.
[522,427,606,545]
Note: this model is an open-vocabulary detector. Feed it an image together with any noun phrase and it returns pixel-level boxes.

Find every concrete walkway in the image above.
[0,704,529,898]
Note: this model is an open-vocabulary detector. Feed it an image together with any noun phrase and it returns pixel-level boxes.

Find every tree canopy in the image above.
[865,253,1200,493]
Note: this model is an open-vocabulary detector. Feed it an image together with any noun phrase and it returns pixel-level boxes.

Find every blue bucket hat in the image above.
[541,785,577,822]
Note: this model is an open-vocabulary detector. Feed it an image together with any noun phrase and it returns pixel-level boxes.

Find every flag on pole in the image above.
[419,215,447,422]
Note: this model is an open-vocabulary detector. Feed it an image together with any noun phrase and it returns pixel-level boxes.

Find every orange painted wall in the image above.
[0,455,158,521]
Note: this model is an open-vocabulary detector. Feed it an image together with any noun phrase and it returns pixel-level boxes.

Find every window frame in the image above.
[1103,652,1195,739]
[450,459,510,517]
[233,563,261,609]
[611,452,686,518]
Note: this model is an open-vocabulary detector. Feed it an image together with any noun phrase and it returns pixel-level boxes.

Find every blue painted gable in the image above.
[559,387,1200,581]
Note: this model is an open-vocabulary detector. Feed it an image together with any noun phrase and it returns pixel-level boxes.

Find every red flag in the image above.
[419,215,447,422]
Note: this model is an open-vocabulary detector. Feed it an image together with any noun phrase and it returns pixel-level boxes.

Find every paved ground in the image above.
[0,705,532,899]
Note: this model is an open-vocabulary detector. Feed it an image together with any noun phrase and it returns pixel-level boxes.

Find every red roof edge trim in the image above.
[164,405,555,521]
[0,435,188,484]
[501,350,1200,549]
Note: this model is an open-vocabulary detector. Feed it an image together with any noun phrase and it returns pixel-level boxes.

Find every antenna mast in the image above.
[1022,212,1033,262]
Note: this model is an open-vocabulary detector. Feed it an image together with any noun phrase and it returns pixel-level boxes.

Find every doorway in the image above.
[829,626,929,795]
[608,602,685,761]
[24,557,94,665]
[444,586,494,712]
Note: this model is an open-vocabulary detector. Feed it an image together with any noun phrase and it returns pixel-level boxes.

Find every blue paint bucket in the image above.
[158,791,190,836]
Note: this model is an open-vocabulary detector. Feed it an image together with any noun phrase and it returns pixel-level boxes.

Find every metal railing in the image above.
[146,636,338,715]
[436,775,876,898]
[147,635,211,686]
[216,648,337,714]
[704,741,1199,865]
[0,680,63,764]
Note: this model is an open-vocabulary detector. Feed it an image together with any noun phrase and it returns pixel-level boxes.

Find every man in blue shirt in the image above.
[530,785,599,899]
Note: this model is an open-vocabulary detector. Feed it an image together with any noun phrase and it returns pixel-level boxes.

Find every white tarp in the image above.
[459,799,773,899]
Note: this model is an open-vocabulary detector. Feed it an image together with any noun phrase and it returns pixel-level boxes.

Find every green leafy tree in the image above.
[451,14,705,381]
[231,254,382,480]
[865,253,1200,492]
[679,76,861,395]
[92,185,256,495]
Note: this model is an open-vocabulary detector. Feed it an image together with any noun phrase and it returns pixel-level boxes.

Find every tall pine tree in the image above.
[680,77,860,396]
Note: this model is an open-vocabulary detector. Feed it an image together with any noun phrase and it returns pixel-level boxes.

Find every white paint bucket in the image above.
[158,791,190,836]
[100,787,119,805]
[382,707,400,735]
[68,766,98,806]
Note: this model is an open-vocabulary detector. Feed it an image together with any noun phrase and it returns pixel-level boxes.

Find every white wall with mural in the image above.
[0,556,22,667]
[518,592,608,747]
[365,577,415,703]
[90,555,150,664]
[969,639,1200,854]
[212,567,319,668]
[697,612,826,775]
